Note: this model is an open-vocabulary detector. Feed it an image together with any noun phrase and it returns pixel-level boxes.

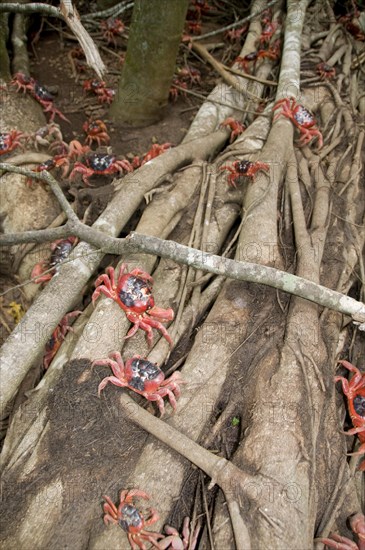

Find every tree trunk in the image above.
[110,0,189,125]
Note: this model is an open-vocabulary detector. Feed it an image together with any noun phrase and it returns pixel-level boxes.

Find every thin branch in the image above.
[0,225,71,246]
[81,1,134,22]
[126,233,365,325]
[171,85,259,114]
[0,164,78,222]
[224,64,278,87]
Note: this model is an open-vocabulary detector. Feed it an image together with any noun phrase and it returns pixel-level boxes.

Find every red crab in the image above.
[82,79,115,104]
[169,79,188,101]
[43,311,81,369]
[235,44,280,73]
[95,352,184,415]
[29,123,68,154]
[0,130,25,155]
[26,155,71,186]
[235,52,260,73]
[31,237,77,283]
[273,97,323,149]
[335,360,365,471]
[268,38,282,59]
[12,72,69,123]
[316,513,365,550]
[220,117,245,143]
[96,87,115,104]
[142,143,173,164]
[100,17,125,45]
[344,21,365,41]
[261,8,273,25]
[11,72,36,93]
[32,82,70,123]
[339,11,365,41]
[316,62,336,79]
[68,47,86,75]
[102,489,163,550]
[69,153,133,185]
[92,264,174,347]
[83,119,110,147]
[176,66,201,84]
[225,24,248,42]
[83,79,106,94]
[221,160,270,187]
[66,139,90,160]
[259,21,278,45]
[159,517,200,550]
[187,0,211,20]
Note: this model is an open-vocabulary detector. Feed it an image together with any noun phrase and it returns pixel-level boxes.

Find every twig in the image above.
[80,1,133,22]
[200,471,215,550]
[0,164,78,222]
[224,64,278,87]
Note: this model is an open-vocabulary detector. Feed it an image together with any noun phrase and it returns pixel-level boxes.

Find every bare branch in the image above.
[81,1,134,22]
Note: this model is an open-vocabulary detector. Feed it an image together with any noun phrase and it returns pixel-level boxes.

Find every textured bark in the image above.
[0,12,10,81]
[110,0,189,125]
